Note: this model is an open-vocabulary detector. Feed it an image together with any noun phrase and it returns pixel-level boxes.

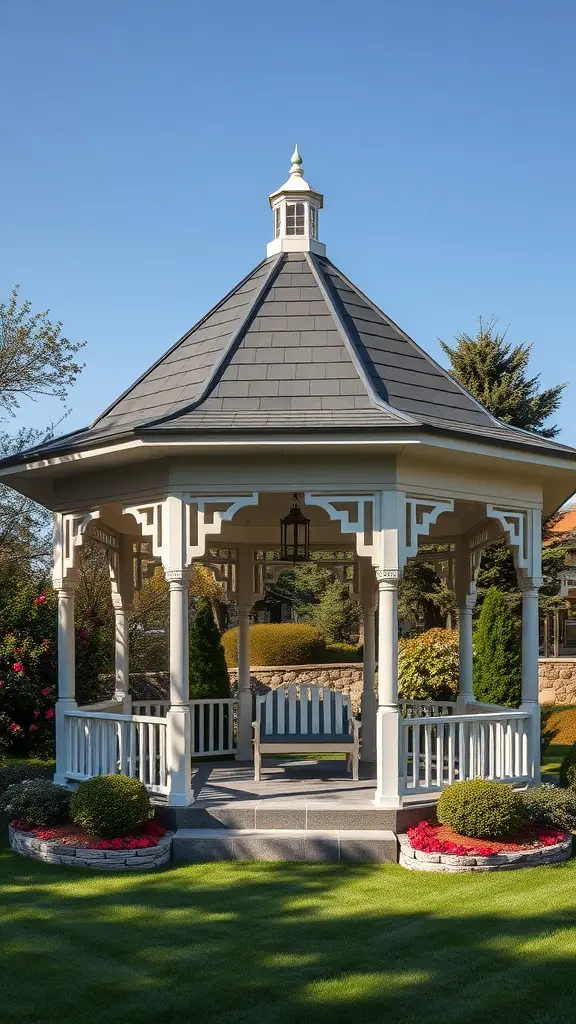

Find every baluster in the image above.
[436,722,444,788]
[209,702,215,755]
[420,724,428,786]
[198,703,205,755]
[447,722,455,785]
[149,723,156,788]
[217,702,224,754]
[412,724,420,789]
[458,721,466,780]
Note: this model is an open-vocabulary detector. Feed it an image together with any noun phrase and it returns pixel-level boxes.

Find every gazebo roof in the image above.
[3,149,576,466]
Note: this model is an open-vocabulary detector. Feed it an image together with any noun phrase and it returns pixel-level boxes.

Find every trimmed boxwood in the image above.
[521,784,576,832]
[71,775,151,838]
[0,762,49,794]
[1,779,70,827]
[437,778,525,838]
[559,743,576,789]
[222,623,326,667]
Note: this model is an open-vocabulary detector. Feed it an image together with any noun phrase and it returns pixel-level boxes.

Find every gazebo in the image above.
[2,148,576,846]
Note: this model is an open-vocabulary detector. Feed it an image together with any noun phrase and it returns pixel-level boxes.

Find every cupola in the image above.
[266,146,325,257]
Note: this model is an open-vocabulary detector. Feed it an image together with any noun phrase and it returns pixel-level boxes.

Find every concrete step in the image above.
[171,827,398,863]
[159,804,401,832]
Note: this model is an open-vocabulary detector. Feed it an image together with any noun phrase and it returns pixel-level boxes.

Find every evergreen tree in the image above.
[473,587,522,707]
[440,317,565,438]
[189,597,230,699]
[308,582,360,644]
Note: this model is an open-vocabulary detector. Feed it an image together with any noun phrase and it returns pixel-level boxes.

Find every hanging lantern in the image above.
[280,493,310,563]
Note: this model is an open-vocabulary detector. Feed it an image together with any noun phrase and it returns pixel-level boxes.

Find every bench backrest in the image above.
[257,684,352,737]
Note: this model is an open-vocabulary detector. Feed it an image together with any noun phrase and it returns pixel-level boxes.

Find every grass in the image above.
[1,708,575,1023]
[2,829,576,1024]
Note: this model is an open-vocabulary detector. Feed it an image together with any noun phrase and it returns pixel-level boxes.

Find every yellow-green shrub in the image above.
[437,779,524,838]
[222,623,326,667]
[398,628,459,700]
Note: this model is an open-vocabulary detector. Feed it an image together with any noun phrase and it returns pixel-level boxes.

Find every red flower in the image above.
[29,724,38,732]
[0,681,4,687]
[41,687,50,697]
[45,708,55,720]
[12,662,24,673]
[33,709,40,718]
[8,722,21,733]
[34,594,47,606]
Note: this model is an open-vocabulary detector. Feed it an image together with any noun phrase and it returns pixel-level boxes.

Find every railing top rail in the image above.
[401,700,456,706]
[188,698,238,706]
[64,710,167,725]
[400,710,531,726]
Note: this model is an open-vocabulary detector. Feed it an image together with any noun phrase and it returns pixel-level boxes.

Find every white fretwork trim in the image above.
[405,497,454,558]
[124,494,259,569]
[187,494,259,560]
[52,510,103,586]
[486,505,542,585]
[304,493,379,561]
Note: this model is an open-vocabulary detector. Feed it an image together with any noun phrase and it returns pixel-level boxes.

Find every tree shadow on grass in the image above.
[1,845,576,1024]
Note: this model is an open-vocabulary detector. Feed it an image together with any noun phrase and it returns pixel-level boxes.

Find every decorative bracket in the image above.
[186,493,259,560]
[405,497,454,559]
[304,493,379,561]
[52,509,102,587]
[486,504,542,586]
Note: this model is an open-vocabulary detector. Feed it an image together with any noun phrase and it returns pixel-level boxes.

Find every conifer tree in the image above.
[440,317,565,438]
[189,598,230,699]
[473,587,522,707]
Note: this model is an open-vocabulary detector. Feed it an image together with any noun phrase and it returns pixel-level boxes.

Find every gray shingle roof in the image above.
[6,251,576,464]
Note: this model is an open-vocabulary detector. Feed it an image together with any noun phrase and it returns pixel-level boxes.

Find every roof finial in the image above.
[290,144,304,177]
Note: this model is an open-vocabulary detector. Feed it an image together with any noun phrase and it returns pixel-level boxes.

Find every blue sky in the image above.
[1,0,575,440]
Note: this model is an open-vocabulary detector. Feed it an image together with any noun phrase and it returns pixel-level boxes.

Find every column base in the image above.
[167,705,193,807]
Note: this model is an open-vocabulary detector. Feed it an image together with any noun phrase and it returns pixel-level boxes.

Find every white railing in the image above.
[129,698,238,758]
[400,700,457,719]
[63,709,168,794]
[190,699,237,757]
[132,701,170,717]
[400,710,533,795]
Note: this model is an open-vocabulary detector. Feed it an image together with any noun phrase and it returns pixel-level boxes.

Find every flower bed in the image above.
[9,819,173,870]
[399,819,572,873]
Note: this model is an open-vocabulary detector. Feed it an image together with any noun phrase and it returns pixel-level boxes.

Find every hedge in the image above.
[222,623,326,667]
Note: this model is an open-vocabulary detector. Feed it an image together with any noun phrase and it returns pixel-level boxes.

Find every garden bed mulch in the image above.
[399,820,572,873]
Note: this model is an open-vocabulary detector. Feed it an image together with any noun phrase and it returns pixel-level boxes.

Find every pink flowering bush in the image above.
[0,583,114,757]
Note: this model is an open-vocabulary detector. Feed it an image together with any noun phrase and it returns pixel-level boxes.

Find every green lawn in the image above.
[2,830,576,1024]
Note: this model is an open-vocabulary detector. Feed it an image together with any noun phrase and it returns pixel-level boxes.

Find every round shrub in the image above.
[559,743,576,789]
[324,642,362,664]
[437,779,525,838]
[0,762,49,794]
[521,784,576,832]
[70,775,151,837]
[398,628,459,701]
[1,779,70,827]
[222,623,326,668]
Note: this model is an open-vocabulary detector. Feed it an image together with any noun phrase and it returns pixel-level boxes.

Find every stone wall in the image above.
[539,658,576,705]
[228,663,365,712]
[127,663,365,710]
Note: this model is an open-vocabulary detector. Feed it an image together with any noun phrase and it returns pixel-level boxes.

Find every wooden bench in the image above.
[253,684,361,782]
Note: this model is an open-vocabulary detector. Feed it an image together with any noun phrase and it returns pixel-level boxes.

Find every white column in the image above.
[236,547,253,761]
[54,578,77,786]
[374,570,401,808]
[457,595,476,710]
[520,580,541,785]
[360,561,377,763]
[166,569,192,805]
[112,596,132,713]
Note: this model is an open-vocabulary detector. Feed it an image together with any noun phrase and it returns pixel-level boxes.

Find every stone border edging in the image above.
[398,832,572,872]
[8,825,174,870]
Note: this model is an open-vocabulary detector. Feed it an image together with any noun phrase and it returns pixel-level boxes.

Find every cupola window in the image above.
[286,202,305,235]
[274,206,281,238]
[309,205,317,239]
